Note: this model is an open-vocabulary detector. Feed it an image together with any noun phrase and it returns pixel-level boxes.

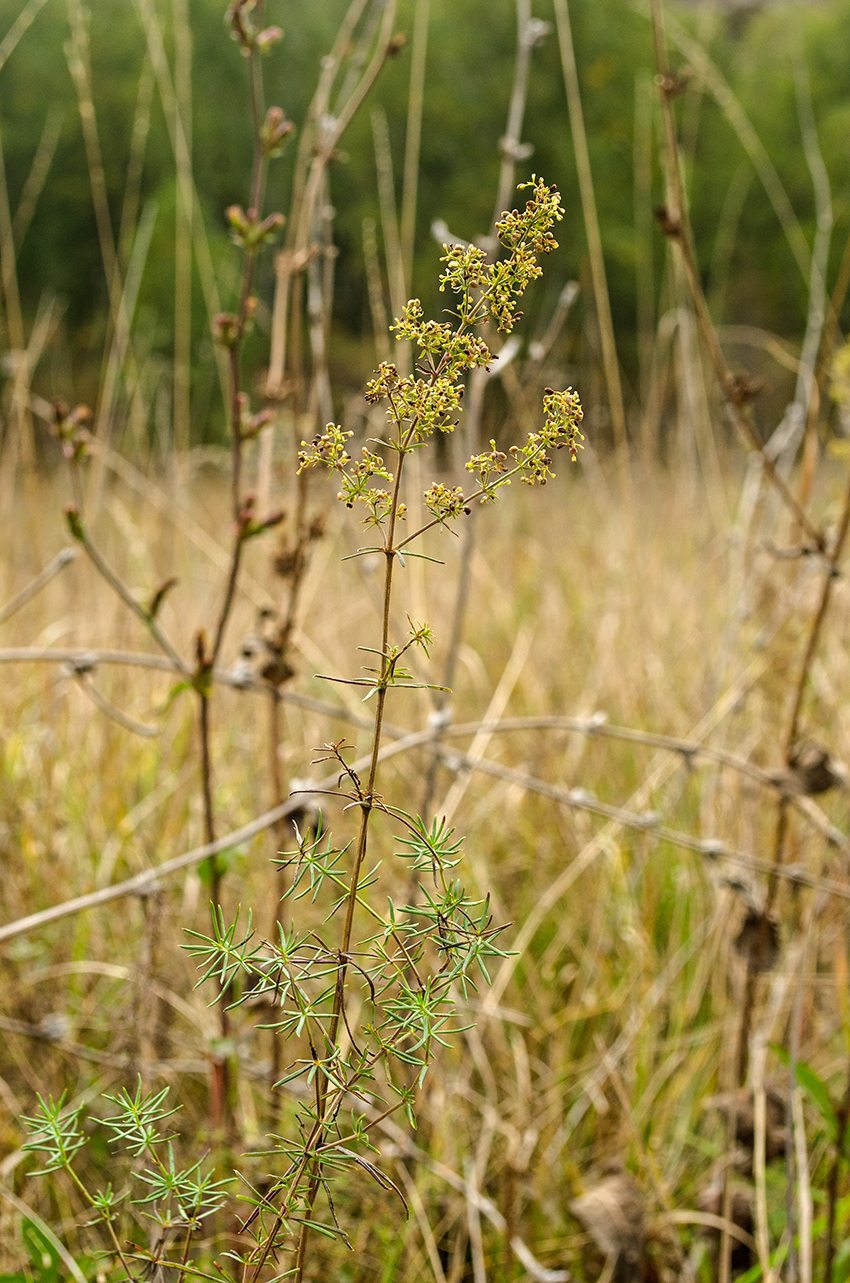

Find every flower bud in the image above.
[261,106,295,157]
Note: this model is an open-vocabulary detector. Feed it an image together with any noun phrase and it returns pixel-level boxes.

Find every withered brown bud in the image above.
[655,67,691,98]
[653,205,681,239]
[260,654,295,687]
[213,313,240,347]
[785,740,848,795]
[734,908,780,973]
[727,371,764,407]
[195,630,209,665]
[147,577,177,620]
[274,545,301,580]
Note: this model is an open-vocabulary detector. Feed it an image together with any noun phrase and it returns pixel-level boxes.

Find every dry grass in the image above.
[4,0,850,1274]
[2,444,850,1280]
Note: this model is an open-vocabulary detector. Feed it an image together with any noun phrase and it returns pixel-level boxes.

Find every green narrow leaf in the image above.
[772,1044,838,1139]
[157,680,192,715]
[795,1061,839,1140]
[291,1217,349,1242]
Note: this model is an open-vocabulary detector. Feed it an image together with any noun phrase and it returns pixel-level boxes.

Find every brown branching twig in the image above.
[647,22,843,1272]
[266,0,399,399]
[645,17,850,1282]
[763,462,850,928]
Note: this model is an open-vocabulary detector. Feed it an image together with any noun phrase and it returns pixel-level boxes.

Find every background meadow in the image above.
[3,1,850,1280]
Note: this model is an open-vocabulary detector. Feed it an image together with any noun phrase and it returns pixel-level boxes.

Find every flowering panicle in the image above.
[301,177,582,537]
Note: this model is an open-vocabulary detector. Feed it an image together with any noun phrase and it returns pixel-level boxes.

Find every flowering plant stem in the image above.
[276,175,582,1279]
[29,177,583,1283]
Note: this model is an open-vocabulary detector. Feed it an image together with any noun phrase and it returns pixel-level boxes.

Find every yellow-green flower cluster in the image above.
[299,428,398,526]
[424,483,467,526]
[510,387,585,484]
[465,441,509,502]
[299,178,581,534]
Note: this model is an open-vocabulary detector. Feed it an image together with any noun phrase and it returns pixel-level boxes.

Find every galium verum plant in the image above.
[22,177,582,1282]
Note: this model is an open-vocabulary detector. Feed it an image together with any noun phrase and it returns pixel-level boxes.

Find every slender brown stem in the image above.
[787,476,850,750]
[175,1225,194,1283]
[268,686,290,1125]
[199,687,216,852]
[767,461,850,910]
[400,0,429,285]
[209,23,271,753]
[553,0,629,490]
[198,664,232,1130]
[266,0,397,398]
[195,13,278,1136]
[647,21,844,1263]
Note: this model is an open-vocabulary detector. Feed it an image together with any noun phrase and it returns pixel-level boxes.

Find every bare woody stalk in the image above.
[647,7,831,1280]
[266,0,401,402]
[195,0,291,1126]
[259,0,402,691]
[260,6,401,663]
[723,123,850,1283]
[420,0,540,826]
[553,0,630,496]
[6,712,850,952]
[257,3,403,1113]
[400,0,430,282]
[762,463,850,931]
[202,2,289,903]
[648,0,823,552]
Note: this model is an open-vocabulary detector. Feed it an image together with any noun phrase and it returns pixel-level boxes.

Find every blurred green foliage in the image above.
[2,0,850,432]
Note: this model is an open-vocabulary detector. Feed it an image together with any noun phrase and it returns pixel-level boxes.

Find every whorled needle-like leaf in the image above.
[21,1093,87,1174]
[183,905,271,1000]
[101,1078,179,1156]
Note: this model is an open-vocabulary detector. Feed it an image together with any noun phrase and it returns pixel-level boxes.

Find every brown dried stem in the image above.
[649,0,823,552]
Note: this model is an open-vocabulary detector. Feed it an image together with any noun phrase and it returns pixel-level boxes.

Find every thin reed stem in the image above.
[649,0,823,551]
[553,0,630,493]
[400,0,430,285]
